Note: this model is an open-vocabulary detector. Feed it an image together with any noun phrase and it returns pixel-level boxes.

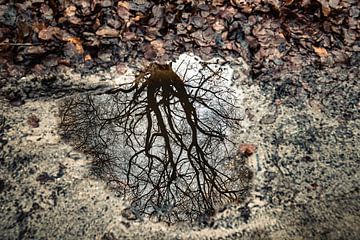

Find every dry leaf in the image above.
[317,0,331,16]
[212,0,224,6]
[329,0,339,9]
[27,115,40,128]
[38,26,60,40]
[64,5,76,17]
[118,1,129,9]
[25,46,46,54]
[122,31,137,41]
[312,46,329,58]
[96,27,119,37]
[238,144,257,157]
[150,39,166,56]
[117,6,131,20]
[84,54,92,61]
[144,45,157,60]
[212,20,225,32]
[64,37,84,54]
[116,63,128,74]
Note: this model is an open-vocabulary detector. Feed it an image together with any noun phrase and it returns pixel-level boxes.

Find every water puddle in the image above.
[59,54,252,223]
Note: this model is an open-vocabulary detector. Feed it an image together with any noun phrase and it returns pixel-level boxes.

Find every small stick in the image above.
[0,43,41,46]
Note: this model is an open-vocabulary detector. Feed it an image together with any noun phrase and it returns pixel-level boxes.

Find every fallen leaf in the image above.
[84,54,92,61]
[144,45,157,60]
[317,0,331,16]
[329,0,339,9]
[117,6,131,21]
[212,0,224,6]
[116,63,128,74]
[312,46,329,58]
[212,20,225,32]
[150,39,166,56]
[27,115,40,128]
[63,42,82,60]
[191,15,204,28]
[152,5,164,19]
[122,31,137,41]
[118,1,129,9]
[95,0,112,7]
[38,26,60,40]
[25,46,46,54]
[40,3,53,18]
[68,16,81,25]
[64,5,76,17]
[64,37,84,54]
[238,144,257,157]
[96,27,119,37]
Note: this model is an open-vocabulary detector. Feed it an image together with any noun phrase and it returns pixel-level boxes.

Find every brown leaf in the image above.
[64,5,76,17]
[84,54,92,61]
[64,37,84,54]
[150,39,165,56]
[220,6,237,22]
[268,0,281,12]
[40,3,53,17]
[329,0,339,9]
[117,6,131,20]
[238,144,257,157]
[96,0,112,7]
[212,20,225,32]
[96,27,119,37]
[27,115,40,128]
[241,4,253,14]
[152,5,164,19]
[317,0,331,16]
[25,46,46,54]
[68,16,82,25]
[63,42,82,60]
[202,28,216,42]
[32,64,46,75]
[38,26,60,40]
[312,46,329,58]
[144,45,157,60]
[116,63,128,74]
[122,31,137,41]
[332,50,348,63]
[191,15,204,28]
[118,1,129,9]
[212,0,224,6]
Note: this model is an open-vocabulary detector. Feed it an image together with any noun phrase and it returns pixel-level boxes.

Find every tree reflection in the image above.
[59,62,252,223]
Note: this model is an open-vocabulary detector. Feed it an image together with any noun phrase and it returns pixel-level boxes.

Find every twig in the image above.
[0,43,41,46]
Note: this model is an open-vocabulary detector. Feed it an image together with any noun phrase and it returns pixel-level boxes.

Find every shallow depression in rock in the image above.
[59,54,252,223]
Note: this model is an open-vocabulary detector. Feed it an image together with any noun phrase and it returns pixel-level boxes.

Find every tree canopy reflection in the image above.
[59,60,252,223]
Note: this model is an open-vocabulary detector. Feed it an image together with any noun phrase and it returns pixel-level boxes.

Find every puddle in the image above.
[59,54,252,223]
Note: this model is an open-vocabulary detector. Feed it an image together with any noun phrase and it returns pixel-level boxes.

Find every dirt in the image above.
[1,55,359,239]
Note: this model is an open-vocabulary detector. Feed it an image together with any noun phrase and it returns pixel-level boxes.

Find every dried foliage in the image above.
[0,0,358,79]
[59,62,251,223]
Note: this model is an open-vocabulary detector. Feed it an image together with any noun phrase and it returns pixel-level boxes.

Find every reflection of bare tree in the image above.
[60,62,252,223]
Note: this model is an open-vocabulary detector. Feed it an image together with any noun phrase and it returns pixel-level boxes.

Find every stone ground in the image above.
[0,58,359,239]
